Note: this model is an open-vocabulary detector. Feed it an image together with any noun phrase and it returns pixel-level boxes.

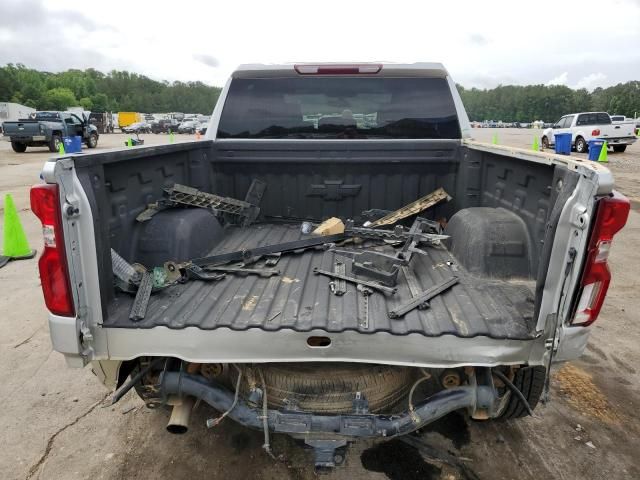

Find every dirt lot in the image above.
[0,130,638,480]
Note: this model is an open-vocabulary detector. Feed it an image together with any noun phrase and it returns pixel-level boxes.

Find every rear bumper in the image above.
[602,136,636,145]
[3,134,46,142]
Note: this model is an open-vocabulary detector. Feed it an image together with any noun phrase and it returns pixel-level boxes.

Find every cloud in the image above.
[546,72,569,86]
[0,0,125,74]
[574,72,607,90]
[193,54,220,68]
[468,34,488,46]
[0,0,108,32]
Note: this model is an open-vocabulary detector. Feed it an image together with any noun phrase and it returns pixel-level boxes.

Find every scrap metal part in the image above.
[332,249,404,287]
[129,271,153,321]
[136,179,266,225]
[329,261,347,296]
[388,276,459,319]
[167,184,260,226]
[343,220,448,245]
[313,267,397,295]
[190,233,347,268]
[369,187,451,227]
[204,265,281,277]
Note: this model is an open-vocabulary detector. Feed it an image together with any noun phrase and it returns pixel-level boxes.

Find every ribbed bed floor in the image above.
[105,223,538,339]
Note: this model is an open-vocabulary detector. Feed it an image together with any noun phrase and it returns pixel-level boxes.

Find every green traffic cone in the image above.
[598,141,608,163]
[127,138,133,147]
[58,141,65,155]
[492,133,498,145]
[1,194,36,268]
[169,131,174,143]
[532,136,540,151]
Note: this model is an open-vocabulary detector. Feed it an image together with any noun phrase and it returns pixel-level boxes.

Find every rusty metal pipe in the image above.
[166,396,195,434]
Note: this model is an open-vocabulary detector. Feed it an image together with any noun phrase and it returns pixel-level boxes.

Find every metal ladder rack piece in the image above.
[167,184,258,221]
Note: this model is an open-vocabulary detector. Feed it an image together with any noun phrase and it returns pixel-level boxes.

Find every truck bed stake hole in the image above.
[307,336,331,348]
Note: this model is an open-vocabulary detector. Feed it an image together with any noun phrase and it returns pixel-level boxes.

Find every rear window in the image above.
[576,113,611,126]
[34,112,60,120]
[217,77,461,139]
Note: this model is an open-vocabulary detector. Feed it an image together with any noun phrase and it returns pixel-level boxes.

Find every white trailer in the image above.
[0,102,36,132]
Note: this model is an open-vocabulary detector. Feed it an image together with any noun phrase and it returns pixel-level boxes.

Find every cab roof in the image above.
[232,62,448,78]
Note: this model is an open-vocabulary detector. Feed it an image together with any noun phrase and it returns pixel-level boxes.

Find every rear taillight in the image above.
[572,191,629,326]
[294,64,382,75]
[30,184,75,317]
[592,129,600,136]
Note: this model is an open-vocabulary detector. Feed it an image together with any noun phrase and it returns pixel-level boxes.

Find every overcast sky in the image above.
[1,0,639,90]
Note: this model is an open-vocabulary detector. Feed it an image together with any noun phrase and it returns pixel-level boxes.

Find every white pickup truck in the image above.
[541,111,637,153]
[32,63,630,471]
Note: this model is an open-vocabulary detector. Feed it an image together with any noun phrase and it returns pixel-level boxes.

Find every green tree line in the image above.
[0,64,221,114]
[1,64,638,121]
[457,82,640,122]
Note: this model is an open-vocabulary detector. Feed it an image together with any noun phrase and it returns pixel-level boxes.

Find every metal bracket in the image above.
[352,392,369,414]
[332,249,405,287]
[314,267,397,295]
[388,276,459,318]
[305,439,348,472]
[329,261,347,296]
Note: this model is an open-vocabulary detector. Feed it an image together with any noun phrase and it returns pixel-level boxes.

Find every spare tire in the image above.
[244,363,416,414]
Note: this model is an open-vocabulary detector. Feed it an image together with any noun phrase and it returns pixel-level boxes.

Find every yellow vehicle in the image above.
[117,112,141,129]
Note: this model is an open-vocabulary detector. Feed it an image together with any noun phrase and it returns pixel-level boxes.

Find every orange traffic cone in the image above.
[195,131,201,140]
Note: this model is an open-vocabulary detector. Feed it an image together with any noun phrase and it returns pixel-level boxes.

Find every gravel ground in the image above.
[0,130,638,480]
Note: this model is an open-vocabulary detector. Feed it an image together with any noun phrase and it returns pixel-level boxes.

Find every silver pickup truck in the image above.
[32,63,630,471]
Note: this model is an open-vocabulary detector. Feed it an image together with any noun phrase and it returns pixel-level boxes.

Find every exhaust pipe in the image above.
[166,396,195,434]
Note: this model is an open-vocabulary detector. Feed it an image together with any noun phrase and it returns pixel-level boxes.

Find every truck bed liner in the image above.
[104,223,537,340]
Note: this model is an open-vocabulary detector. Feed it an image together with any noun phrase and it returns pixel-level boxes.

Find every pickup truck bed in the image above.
[105,222,536,339]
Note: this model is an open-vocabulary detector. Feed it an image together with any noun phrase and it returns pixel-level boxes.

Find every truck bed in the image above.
[105,223,537,340]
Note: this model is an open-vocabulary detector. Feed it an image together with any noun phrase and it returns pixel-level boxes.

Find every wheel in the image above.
[241,363,416,414]
[541,136,549,149]
[574,136,587,153]
[11,141,27,153]
[495,366,546,419]
[612,145,627,153]
[48,134,62,153]
[86,133,98,148]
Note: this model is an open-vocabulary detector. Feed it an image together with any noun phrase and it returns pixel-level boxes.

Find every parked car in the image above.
[122,122,152,134]
[541,112,637,153]
[177,119,200,134]
[198,122,208,135]
[151,119,181,134]
[2,110,98,152]
[33,62,630,471]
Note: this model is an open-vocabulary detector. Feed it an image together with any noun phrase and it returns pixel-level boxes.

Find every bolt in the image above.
[66,205,79,216]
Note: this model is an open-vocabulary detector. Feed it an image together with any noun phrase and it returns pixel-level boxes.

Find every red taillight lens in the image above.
[572,191,629,326]
[30,184,75,317]
[592,129,600,136]
[294,64,382,75]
